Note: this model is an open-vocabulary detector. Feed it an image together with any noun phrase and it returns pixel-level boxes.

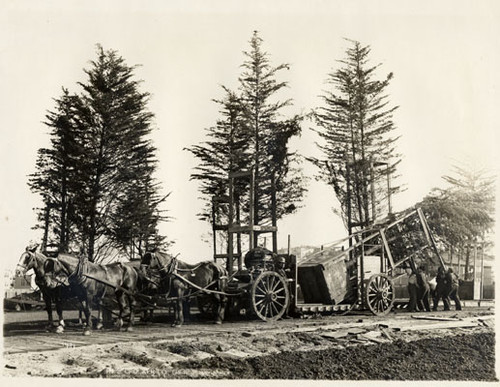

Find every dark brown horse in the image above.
[140,250,228,327]
[16,245,73,333]
[44,254,138,334]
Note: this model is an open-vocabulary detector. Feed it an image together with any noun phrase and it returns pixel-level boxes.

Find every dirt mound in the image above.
[176,332,496,380]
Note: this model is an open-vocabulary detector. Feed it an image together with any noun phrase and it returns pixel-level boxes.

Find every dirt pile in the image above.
[175,332,496,380]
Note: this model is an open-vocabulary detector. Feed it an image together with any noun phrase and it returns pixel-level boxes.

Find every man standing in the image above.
[445,267,462,311]
[433,266,450,311]
[407,267,418,313]
[416,266,431,312]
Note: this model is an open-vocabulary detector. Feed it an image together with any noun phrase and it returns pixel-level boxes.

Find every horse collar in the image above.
[166,256,178,275]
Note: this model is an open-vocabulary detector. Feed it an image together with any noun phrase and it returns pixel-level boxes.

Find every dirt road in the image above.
[3,307,496,380]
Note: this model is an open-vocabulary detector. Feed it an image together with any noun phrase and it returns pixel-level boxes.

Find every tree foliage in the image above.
[419,165,495,247]
[187,31,306,229]
[29,45,168,261]
[310,40,401,230]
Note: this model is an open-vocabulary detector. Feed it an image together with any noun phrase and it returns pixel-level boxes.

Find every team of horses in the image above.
[15,245,227,335]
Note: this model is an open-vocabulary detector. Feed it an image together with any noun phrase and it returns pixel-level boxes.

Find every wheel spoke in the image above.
[268,275,276,292]
[257,301,267,315]
[270,301,279,316]
[273,300,285,308]
[255,298,265,306]
[265,276,271,292]
[257,282,267,294]
[271,278,281,292]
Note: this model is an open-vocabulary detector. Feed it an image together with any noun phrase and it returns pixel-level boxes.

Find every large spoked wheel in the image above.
[251,271,289,321]
[365,273,395,316]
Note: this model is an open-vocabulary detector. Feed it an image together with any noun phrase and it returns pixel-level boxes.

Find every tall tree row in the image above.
[29,46,168,262]
[187,32,306,238]
[310,40,401,231]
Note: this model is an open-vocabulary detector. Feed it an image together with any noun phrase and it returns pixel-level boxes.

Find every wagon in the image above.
[211,169,446,321]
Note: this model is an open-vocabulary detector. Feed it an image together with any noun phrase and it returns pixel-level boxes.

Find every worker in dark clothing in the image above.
[406,267,418,312]
[433,266,450,311]
[416,266,431,312]
[445,267,462,310]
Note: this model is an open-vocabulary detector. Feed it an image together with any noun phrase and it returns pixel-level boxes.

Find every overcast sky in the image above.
[1,0,498,270]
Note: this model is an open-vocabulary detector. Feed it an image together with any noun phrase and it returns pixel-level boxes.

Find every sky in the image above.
[1,0,498,271]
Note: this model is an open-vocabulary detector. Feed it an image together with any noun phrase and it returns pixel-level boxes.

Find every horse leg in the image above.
[126,294,136,332]
[214,294,227,325]
[173,289,184,327]
[115,291,125,330]
[55,297,65,333]
[95,298,104,330]
[80,296,92,336]
[42,290,54,331]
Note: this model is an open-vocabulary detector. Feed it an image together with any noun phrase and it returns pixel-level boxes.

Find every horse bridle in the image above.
[16,251,38,273]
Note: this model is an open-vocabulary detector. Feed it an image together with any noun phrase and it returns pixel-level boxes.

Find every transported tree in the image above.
[187,31,306,246]
[310,40,401,232]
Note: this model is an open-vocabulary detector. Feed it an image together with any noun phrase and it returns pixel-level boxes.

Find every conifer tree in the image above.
[29,45,167,261]
[310,40,400,231]
[187,32,306,244]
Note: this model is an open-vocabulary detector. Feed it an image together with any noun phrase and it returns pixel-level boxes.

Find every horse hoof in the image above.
[214,320,222,325]
[56,325,64,334]
[96,322,104,330]
[126,326,134,332]
[83,329,92,336]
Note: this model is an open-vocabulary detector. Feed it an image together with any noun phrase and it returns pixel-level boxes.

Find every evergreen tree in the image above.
[29,45,167,261]
[29,89,84,252]
[310,40,400,231]
[419,165,495,246]
[188,31,306,240]
[187,87,251,221]
[239,31,305,225]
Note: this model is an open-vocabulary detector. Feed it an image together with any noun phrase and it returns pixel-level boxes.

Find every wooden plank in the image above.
[411,315,462,322]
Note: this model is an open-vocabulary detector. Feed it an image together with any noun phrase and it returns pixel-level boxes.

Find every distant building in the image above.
[4,269,34,299]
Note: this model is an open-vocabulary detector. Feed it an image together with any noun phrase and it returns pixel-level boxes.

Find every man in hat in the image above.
[416,265,431,312]
[406,267,418,313]
[433,266,450,311]
[445,267,462,310]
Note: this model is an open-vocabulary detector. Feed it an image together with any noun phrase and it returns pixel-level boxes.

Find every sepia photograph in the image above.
[1,0,498,382]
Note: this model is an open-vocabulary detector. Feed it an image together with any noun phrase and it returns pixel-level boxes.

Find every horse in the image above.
[126,259,160,322]
[16,245,74,333]
[43,253,138,334]
[140,250,228,327]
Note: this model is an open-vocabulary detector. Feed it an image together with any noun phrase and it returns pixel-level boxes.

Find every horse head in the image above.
[16,244,42,276]
[43,258,70,288]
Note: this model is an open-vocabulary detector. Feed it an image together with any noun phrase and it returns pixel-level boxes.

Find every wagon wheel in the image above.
[364,273,395,316]
[251,271,289,321]
[196,294,216,319]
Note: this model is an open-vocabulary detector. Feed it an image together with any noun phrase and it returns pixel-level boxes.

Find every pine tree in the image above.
[239,31,305,226]
[29,89,84,252]
[187,31,306,245]
[310,40,400,231]
[187,87,251,221]
[29,45,168,261]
